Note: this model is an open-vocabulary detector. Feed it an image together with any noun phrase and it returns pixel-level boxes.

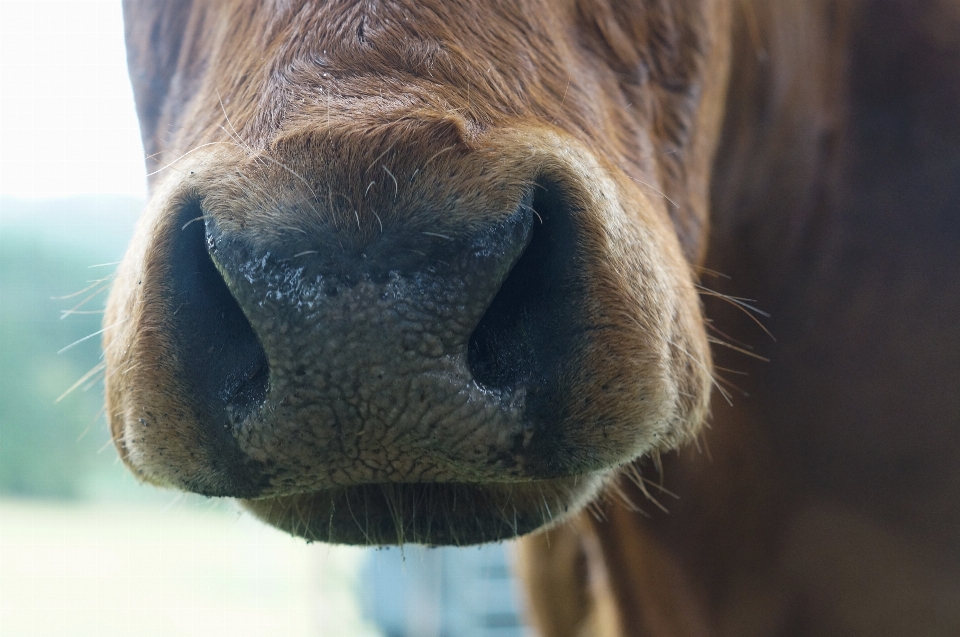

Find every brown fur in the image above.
[111,0,960,634]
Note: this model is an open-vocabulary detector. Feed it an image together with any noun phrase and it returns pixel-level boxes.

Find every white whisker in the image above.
[58,319,128,355]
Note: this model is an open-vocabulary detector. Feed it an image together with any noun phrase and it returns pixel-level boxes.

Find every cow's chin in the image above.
[240,474,607,546]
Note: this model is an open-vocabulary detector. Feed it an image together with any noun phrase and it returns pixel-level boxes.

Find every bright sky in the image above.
[0,0,147,199]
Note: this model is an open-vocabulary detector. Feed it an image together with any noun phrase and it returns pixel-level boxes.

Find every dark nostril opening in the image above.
[468,180,580,393]
[167,199,269,429]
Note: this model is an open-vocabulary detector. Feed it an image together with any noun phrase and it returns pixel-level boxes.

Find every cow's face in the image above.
[107,0,729,544]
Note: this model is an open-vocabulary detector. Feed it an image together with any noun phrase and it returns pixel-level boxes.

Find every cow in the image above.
[106,0,960,635]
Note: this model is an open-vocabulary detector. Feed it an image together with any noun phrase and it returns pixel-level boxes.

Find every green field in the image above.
[0,196,143,499]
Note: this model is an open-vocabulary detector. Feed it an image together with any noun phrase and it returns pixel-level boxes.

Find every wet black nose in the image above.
[157,175,586,497]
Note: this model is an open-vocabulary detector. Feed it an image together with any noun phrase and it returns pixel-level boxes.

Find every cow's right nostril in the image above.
[166,199,269,433]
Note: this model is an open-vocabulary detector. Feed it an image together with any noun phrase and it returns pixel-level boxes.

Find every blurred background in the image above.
[0,2,531,635]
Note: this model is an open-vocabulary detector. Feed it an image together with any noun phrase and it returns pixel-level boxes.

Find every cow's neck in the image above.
[708,0,856,287]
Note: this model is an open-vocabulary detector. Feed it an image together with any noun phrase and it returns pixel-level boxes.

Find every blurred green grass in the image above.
[0,195,142,499]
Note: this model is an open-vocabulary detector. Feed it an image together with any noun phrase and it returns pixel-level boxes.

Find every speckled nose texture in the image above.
[169,198,551,495]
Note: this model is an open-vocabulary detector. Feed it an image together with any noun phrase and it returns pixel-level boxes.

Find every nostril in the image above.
[468,180,580,393]
[167,199,269,428]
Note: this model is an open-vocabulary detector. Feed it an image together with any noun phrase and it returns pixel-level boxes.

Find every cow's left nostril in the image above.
[468,180,581,394]
[167,199,270,431]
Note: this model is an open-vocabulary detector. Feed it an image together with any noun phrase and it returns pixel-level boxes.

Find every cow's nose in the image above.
[162,189,549,488]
